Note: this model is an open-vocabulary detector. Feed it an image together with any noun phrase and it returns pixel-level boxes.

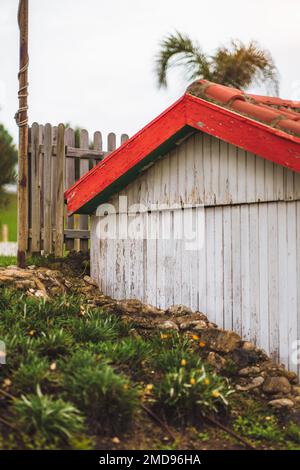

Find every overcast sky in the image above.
[1,0,300,146]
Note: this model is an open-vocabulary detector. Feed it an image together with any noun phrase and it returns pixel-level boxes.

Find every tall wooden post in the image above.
[16,0,29,268]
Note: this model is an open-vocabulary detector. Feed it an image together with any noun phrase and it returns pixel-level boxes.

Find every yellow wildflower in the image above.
[181,359,187,366]
[145,384,154,392]
[192,335,199,340]
[190,378,196,385]
[160,333,169,340]
[3,379,12,388]
[199,341,206,348]
[204,378,210,385]
[28,330,36,337]
[212,390,220,398]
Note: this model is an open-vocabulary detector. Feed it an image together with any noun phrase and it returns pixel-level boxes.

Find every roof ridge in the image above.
[187,80,300,137]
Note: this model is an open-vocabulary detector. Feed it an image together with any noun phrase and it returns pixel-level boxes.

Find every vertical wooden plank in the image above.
[194,132,204,204]
[227,144,237,203]
[51,126,58,253]
[43,124,53,254]
[90,216,99,284]
[249,204,260,346]
[219,141,229,204]
[255,156,265,202]
[278,202,289,368]
[232,205,242,335]
[173,209,182,305]
[65,128,75,251]
[237,148,247,203]
[241,205,251,340]
[55,124,65,257]
[38,125,45,251]
[93,131,102,168]
[121,133,129,145]
[30,122,41,254]
[107,132,116,153]
[246,151,256,203]
[206,207,216,322]
[264,160,275,201]
[79,129,89,252]
[258,203,269,354]
[214,208,224,327]
[287,202,297,372]
[268,203,279,362]
[203,134,212,205]
[285,168,294,201]
[223,206,233,330]
[210,137,220,205]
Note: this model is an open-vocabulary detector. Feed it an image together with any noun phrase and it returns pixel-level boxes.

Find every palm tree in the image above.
[156,32,279,94]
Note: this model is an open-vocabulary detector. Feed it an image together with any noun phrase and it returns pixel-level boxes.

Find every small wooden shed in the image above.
[66,80,300,373]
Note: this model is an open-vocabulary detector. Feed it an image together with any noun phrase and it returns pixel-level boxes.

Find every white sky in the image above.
[1,0,300,146]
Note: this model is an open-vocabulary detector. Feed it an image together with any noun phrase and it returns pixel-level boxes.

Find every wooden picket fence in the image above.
[28,123,128,257]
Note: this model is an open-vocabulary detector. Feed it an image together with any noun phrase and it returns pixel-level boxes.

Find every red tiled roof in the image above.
[187,80,300,137]
[66,82,300,215]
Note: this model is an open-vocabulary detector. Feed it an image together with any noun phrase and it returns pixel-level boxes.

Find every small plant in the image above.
[234,414,281,442]
[37,329,74,358]
[73,312,120,343]
[284,422,300,444]
[150,333,199,372]
[13,386,85,445]
[62,351,140,433]
[93,337,151,371]
[155,362,233,421]
[13,352,51,393]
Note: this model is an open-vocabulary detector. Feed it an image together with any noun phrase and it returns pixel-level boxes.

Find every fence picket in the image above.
[79,129,90,252]
[93,131,102,168]
[30,123,41,253]
[107,132,116,153]
[43,124,53,254]
[27,124,128,257]
[55,124,65,257]
[65,128,75,251]
[121,133,129,145]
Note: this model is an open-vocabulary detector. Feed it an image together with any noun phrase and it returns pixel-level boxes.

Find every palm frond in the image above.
[155,31,211,88]
[211,40,279,94]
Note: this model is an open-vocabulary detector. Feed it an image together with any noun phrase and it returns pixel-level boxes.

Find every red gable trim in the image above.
[66,93,300,215]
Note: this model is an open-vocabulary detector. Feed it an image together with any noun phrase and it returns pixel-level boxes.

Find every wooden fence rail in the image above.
[27,123,128,257]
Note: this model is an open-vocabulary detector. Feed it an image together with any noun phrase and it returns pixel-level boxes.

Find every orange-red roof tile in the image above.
[187,80,300,137]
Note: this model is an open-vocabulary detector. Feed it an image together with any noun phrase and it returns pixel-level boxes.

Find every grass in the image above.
[0,283,235,449]
[0,193,17,242]
[1,255,300,450]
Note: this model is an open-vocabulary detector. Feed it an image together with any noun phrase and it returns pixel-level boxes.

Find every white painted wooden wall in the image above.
[91,132,300,374]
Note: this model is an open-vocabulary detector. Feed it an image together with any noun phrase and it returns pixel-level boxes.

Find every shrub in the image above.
[13,352,51,393]
[155,362,233,421]
[61,350,140,433]
[13,386,85,445]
